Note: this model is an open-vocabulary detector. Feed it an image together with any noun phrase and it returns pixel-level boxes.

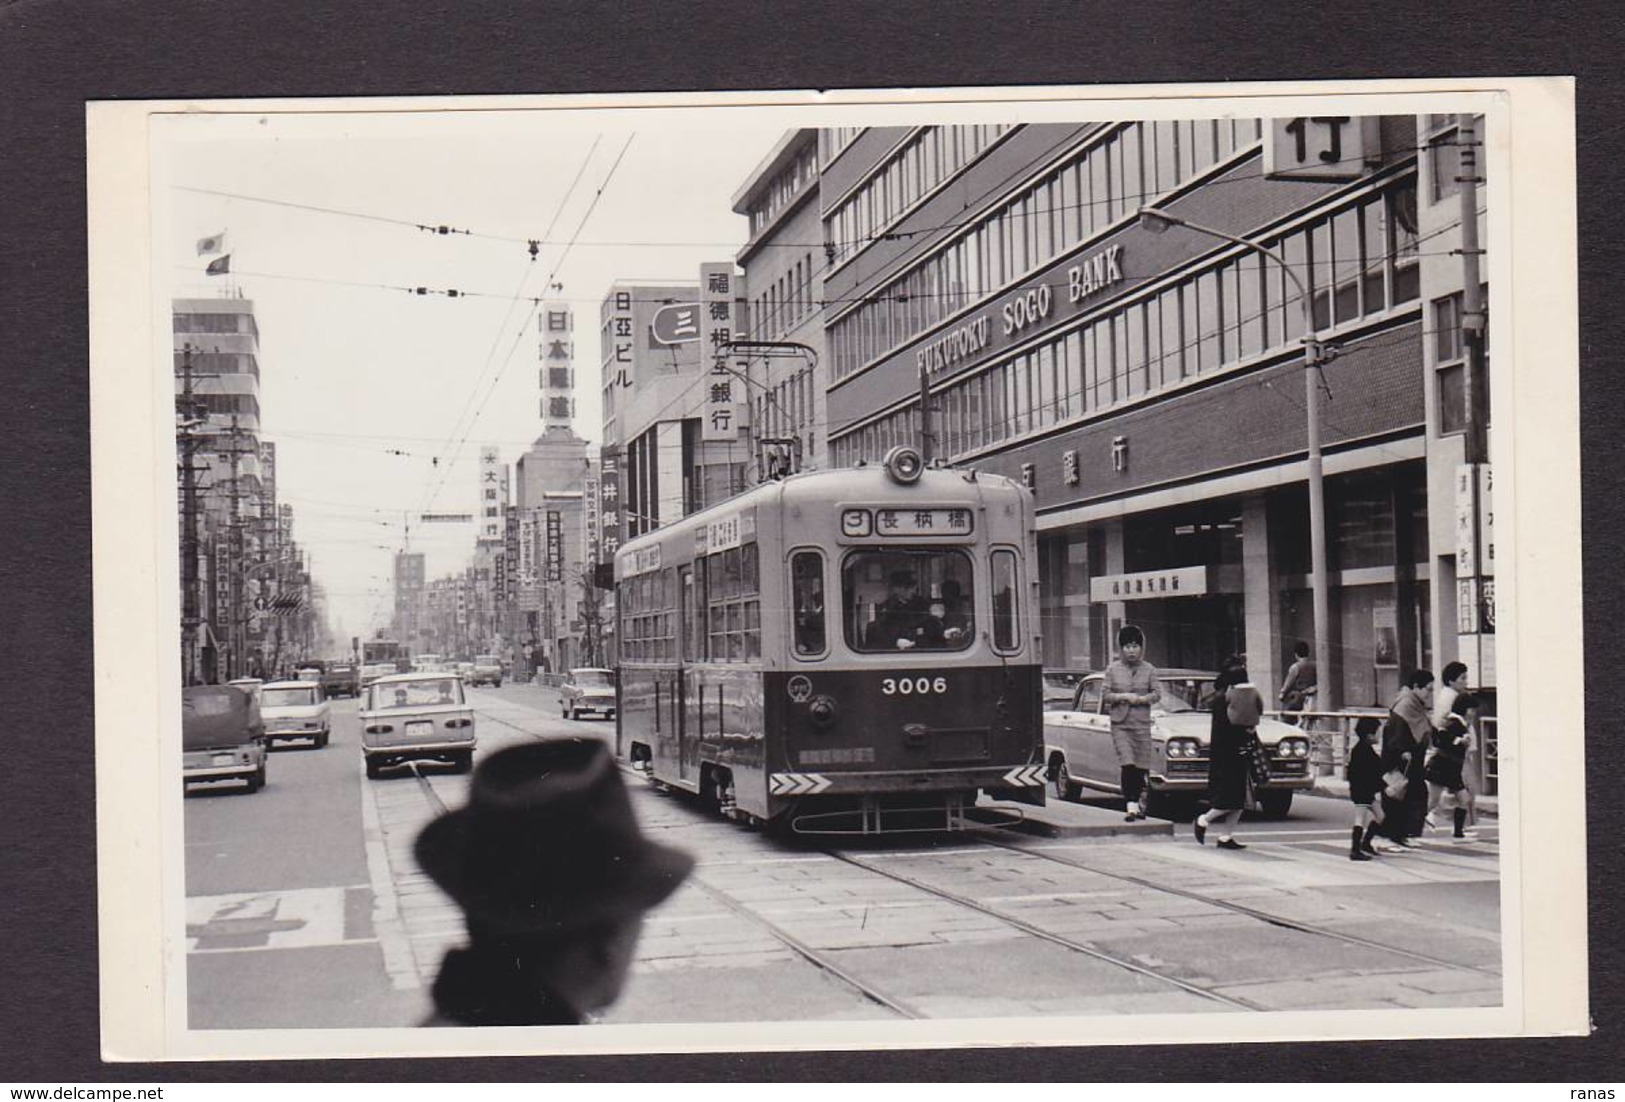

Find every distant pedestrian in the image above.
[415,738,694,1027]
[1346,715,1385,860]
[1193,659,1255,850]
[1426,692,1479,842]
[1379,669,1436,849]
[1278,641,1318,725]
[1103,624,1160,821]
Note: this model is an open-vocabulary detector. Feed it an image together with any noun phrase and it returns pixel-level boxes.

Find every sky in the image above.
[159,107,787,642]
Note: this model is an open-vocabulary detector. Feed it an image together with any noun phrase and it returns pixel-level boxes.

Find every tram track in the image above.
[409,703,1497,1016]
[818,846,1260,1012]
[968,831,1503,982]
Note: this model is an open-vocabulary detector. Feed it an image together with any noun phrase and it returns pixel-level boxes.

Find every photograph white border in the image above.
[88,77,1583,1061]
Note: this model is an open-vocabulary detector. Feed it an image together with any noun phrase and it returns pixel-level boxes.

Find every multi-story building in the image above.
[174,295,267,682]
[819,117,1487,709]
[732,128,829,473]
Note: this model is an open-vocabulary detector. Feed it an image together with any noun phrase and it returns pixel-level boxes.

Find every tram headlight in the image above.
[807,694,839,729]
[883,445,925,484]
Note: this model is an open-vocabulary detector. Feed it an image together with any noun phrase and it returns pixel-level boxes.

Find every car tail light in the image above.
[365,723,393,734]
[445,718,472,728]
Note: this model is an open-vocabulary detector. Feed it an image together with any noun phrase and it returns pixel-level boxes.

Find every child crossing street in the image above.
[1346,715,1386,860]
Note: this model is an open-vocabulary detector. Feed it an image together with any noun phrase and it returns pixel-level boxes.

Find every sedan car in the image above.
[183,684,267,793]
[560,667,616,720]
[1043,668,1313,818]
[468,654,503,688]
[259,680,332,748]
[359,671,476,779]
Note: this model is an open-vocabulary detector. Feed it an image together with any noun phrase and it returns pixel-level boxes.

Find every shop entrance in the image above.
[1124,595,1245,672]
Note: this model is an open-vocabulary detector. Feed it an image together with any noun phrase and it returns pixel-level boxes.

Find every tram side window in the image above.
[991,549,1019,652]
[844,549,975,653]
[704,542,760,662]
[791,550,827,656]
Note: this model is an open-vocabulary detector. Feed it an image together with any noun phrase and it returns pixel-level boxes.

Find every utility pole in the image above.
[1455,114,1494,685]
[917,360,936,463]
[177,343,204,685]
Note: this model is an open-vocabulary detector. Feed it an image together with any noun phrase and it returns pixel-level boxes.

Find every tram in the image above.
[613,446,1046,834]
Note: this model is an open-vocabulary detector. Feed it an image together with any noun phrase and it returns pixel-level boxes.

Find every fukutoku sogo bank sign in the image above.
[918,244,1124,378]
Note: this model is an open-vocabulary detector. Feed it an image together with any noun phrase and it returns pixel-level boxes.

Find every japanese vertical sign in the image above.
[598,446,622,564]
[699,261,743,442]
[1455,463,1495,635]
[609,289,634,388]
[519,513,540,612]
[545,511,563,583]
[583,475,600,566]
[478,447,506,543]
[541,301,575,429]
[503,504,518,603]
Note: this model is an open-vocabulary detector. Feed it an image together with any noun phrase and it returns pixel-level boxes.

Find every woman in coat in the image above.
[1379,669,1436,848]
[1193,660,1253,850]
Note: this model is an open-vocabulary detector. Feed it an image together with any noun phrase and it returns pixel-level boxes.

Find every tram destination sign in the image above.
[869,508,974,537]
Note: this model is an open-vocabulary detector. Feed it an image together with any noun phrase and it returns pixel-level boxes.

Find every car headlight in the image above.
[1277,738,1309,758]
[1165,738,1200,759]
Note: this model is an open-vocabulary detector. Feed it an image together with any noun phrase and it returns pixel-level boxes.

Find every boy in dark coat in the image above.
[1346,715,1385,860]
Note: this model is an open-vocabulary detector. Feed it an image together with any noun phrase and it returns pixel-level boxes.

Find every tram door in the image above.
[676,565,695,783]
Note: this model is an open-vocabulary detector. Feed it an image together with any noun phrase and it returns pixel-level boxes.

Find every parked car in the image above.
[359,671,476,779]
[1042,669,1087,711]
[1043,668,1313,818]
[258,680,332,748]
[560,667,616,720]
[468,654,503,688]
[183,684,268,793]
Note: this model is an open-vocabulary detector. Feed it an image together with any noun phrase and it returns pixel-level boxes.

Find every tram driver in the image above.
[865,569,943,651]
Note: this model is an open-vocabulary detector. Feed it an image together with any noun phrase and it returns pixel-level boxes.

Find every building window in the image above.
[1428,124,1461,205]
[1438,363,1467,436]
[829,177,1424,467]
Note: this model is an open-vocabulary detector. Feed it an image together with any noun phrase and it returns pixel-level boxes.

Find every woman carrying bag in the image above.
[1193,659,1261,851]
[1378,669,1436,850]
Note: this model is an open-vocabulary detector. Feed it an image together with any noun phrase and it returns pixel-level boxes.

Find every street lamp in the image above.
[1137,207,1333,709]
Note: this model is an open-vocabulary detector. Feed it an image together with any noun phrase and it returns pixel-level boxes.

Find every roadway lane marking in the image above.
[360,761,427,991]
[185,886,373,953]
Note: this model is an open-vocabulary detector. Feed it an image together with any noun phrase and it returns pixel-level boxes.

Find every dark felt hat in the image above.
[415,739,694,935]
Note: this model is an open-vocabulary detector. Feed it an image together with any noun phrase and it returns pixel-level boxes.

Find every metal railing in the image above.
[1267,709,1499,798]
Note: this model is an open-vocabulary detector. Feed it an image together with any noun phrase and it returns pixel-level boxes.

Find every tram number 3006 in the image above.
[881,677,949,695]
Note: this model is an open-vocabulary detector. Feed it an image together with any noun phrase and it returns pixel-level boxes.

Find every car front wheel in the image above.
[1049,754,1081,801]
[1257,789,1294,818]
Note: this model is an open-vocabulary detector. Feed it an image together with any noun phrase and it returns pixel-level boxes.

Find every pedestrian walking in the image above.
[1103,624,1160,821]
[1193,659,1258,850]
[1278,640,1317,726]
[1346,715,1385,860]
[1431,661,1469,730]
[415,738,694,1027]
[1425,692,1480,842]
[1379,669,1436,848]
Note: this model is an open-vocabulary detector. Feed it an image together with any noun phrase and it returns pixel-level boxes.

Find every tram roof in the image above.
[616,463,1028,557]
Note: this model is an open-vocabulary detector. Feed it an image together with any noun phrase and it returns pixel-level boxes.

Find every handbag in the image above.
[1382,768,1409,800]
[1246,734,1272,787]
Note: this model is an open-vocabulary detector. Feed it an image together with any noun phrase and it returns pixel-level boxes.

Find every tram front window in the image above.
[844,550,975,653]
